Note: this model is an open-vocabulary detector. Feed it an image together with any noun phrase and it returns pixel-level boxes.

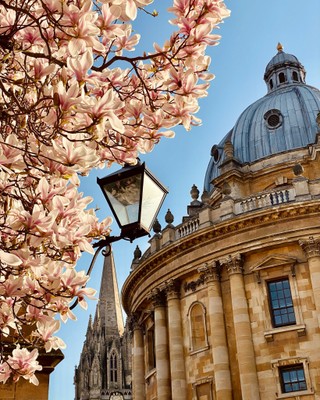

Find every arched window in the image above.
[279,72,286,84]
[110,352,117,384]
[269,78,273,89]
[188,302,208,352]
[292,71,299,81]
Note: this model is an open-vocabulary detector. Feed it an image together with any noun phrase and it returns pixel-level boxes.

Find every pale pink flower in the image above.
[36,320,66,352]
[7,346,42,385]
[0,362,11,384]
[0,0,229,383]
[67,51,93,82]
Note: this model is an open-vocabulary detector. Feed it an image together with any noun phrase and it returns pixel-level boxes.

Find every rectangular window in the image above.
[280,364,307,393]
[268,278,296,327]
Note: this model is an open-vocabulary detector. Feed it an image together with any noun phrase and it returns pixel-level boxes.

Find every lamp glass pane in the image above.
[141,173,166,231]
[103,174,142,226]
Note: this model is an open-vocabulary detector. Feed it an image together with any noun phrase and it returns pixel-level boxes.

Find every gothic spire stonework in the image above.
[74,251,132,400]
[97,251,124,337]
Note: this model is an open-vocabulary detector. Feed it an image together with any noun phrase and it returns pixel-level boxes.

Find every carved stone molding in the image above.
[220,253,243,276]
[299,236,320,258]
[198,261,220,283]
[122,202,320,313]
[184,274,206,293]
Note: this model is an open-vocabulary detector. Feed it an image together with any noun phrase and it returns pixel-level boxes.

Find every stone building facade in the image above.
[75,252,132,400]
[122,46,320,400]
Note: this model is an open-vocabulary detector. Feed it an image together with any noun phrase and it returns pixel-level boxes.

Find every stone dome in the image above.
[204,46,320,192]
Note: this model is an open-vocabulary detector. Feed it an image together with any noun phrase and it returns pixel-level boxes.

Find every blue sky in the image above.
[49,1,320,398]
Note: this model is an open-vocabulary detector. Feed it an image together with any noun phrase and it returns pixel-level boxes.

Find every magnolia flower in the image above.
[7,346,42,385]
[67,51,93,82]
[79,89,125,133]
[0,0,229,382]
[36,320,66,352]
[0,363,11,384]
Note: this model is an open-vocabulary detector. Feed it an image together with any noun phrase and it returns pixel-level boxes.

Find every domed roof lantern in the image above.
[204,47,320,194]
[264,43,306,92]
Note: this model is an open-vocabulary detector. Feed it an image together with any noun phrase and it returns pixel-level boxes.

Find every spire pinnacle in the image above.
[277,42,283,52]
[97,252,124,336]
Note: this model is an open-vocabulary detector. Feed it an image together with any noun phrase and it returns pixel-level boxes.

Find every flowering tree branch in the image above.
[0,0,229,384]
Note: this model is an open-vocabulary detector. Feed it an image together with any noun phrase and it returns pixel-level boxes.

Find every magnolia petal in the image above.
[107,112,125,133]
[0,251,22,267]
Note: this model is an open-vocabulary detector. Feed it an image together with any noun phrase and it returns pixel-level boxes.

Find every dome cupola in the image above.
[264,43,306,92]
[204,46,320,193]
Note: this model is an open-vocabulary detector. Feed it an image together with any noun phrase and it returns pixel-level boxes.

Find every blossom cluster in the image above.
[0,0,229,384]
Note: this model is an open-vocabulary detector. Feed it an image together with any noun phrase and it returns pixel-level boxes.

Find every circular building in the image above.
[122,46,320,400]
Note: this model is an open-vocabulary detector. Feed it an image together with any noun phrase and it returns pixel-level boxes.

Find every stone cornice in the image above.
[122,201,320,314]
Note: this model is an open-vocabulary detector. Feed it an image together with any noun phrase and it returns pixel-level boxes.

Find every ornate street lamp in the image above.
[97,161,168,242]
[70,162,167,310]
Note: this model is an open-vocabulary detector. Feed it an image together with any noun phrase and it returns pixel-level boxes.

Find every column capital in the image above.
[149,287,166,308]
[127,313,143,333]
[220,254,243,276]
[299,236,320,258]
[198,261,220,283]
[164,279,181,300]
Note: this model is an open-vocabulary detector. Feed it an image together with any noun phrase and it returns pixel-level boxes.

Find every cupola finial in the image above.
[277,42,283,52]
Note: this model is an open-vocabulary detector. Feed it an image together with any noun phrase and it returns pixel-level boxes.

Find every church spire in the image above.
[95,250,124,337]
[75,248,132,400]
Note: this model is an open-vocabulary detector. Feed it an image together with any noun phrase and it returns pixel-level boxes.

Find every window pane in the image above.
[280,364,306,394]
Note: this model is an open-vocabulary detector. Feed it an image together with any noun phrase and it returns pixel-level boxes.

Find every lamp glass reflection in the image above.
[141,174,167,231]
[101,174,142,226]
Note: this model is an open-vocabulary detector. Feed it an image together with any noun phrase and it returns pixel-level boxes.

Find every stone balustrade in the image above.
[142,180,320,259]
[234,187,295,214]
[176,218,200,239]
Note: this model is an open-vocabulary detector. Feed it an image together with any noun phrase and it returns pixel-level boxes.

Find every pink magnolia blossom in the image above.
[37,320,66,352]
[7,346,42,385]
[0,0,229,383]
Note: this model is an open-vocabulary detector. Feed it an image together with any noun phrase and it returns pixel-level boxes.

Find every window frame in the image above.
[110,352,118,384]
[292,71,299,82]
[267,278,296,328]
[188,301,209,354]
[279,72,286,84]
[272,357,313,399]
[250,258,306,341]
[279,363,307,393]
[146,325,156,372]
[192,377,214,400]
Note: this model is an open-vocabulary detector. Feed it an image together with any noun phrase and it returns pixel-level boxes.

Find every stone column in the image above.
[165,280,187,399]
[221,254,260,400]
[132,317,146,400]
[299,236,320,326]
[151,288,171,400]
[200,263,232,400]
